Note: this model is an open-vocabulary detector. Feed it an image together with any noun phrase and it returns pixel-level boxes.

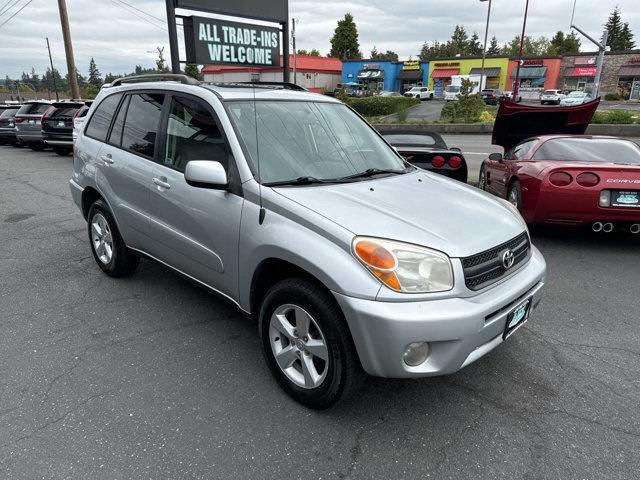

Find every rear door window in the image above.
[163,95,227,173]
[120,93,164,159]
[108,95,129,147]
[85,93,123,142]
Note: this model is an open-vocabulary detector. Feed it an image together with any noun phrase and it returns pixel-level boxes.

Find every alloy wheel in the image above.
[268,304,329,389]
[91,213,114,264]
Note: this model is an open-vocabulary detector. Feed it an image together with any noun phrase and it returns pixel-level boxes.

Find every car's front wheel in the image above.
[259,278,363,409]
[87,200,139,277]
[478,165,487,190]
[508,180,522,209]
[53,146,71,156]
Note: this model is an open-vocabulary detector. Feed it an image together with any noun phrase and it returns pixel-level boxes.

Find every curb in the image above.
[372,123,640,136]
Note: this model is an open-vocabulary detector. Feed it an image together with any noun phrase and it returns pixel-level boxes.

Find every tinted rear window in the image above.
[0,108,19,118]
[49,107,77,117]
[533,138,640,164]
[85,94,123,142]
[121,93,164,158]
[17,103,50,115]
[382,133,440,147]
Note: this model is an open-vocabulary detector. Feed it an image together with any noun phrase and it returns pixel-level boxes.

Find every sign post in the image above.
[165,0,289,81]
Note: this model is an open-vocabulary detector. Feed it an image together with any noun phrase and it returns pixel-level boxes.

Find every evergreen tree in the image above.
[308,49,321,56]
[468,32,482,56]
[329,13,361,59]
[548,31,565,55]
[450,25,469,55]
[184,64,202,80]
[486,36,500,55]
[604,6,635,50]
[88,57,102,88]
[104,72,118,84]
[563,32,581,53]
[370,46,399,62]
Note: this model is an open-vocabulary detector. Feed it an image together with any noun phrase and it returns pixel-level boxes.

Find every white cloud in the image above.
[0,0,637,78]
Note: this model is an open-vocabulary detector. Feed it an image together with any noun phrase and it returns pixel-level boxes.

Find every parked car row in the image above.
[0,99,91,154]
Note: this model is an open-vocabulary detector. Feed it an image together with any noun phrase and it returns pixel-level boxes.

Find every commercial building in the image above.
[560,50,640,99]
[426,56,509,97]
[505,57,562,99]
[201,55,342,93]
[341,60,429,93]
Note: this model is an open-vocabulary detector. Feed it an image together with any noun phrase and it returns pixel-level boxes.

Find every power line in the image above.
[112,0,165,24]
[0,0,35,29]
[0,0,22,17]
[109,0,166,31]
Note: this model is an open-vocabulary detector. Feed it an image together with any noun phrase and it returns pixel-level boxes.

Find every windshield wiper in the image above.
[338,167,409,181]
[264,176,333,187]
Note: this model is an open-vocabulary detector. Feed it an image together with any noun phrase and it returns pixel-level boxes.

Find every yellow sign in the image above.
[403,61,420,71]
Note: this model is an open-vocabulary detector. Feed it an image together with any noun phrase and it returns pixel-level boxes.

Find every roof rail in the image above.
[210,81,307,91]
[109,74,201,87]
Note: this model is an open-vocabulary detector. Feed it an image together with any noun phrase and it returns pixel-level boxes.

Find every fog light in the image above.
[599,190,611,207]
[403,342,430,367]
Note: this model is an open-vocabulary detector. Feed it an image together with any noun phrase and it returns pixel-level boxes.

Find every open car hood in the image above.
[492,98,600,151]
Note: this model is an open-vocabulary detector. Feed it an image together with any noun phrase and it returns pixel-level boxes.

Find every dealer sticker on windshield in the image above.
[612,190,639,208]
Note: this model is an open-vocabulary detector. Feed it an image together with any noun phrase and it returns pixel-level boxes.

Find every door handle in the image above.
[100,153,114,165]
[153,177,171,189]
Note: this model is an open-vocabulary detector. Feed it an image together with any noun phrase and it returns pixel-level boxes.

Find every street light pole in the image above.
[512,0,530,100]
[479,0,492,93]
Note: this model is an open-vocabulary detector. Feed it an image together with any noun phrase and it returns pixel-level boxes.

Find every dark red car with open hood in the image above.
[479,99,640,233]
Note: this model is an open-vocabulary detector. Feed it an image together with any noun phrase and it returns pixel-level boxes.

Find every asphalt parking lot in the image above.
[1,142,639,480]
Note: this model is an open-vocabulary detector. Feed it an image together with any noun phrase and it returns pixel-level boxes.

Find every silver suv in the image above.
[70,75,546,409]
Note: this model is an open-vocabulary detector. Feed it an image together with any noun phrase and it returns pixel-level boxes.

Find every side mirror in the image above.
[185,160,228,189]
[488,152,503,162]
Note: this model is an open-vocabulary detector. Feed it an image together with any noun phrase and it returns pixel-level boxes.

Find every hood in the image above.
[272,171,525,258]
[492,98,599,151]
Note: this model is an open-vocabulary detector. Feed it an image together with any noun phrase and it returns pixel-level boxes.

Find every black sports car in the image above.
[377,128,468,183]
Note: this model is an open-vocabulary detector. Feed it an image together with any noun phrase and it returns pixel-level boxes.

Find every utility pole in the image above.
[46,37,59,101]
[57,0,80,99]
[291,18,297,84]
[512,0,530,99]
[479,0,492,93]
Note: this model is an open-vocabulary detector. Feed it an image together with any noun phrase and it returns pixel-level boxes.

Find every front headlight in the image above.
[352,237,453,293]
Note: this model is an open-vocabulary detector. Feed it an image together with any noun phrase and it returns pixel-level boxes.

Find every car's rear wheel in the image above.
[478,165,487,190]
[508,180,522,209]
[259,278,363,409]
[53,146,71,156]
[87,200,139,277]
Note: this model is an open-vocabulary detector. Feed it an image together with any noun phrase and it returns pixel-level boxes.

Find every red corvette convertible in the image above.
[479,99,640,233]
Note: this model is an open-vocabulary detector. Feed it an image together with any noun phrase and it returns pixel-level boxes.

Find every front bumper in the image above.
[333,246,546,378]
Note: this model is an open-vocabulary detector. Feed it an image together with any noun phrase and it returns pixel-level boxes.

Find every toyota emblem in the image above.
[502,249,515,269]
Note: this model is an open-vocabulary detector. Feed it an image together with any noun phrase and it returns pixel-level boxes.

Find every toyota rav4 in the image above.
[70,75,546,409]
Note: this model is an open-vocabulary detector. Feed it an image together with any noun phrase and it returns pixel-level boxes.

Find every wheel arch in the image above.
[81,186,105,219]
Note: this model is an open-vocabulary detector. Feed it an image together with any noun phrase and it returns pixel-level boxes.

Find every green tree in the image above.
[329,13,361,59]
[450,25,469,55]
[308,48,321,56]
[548,31,581,55]
[104,72,118,84]
[486,36,500,55]
[419,41,451,60]
[468,32,482,56]
[604,6,635,50]
[370,46,399,62]
[88,57,102,88]
[184,64,202,80]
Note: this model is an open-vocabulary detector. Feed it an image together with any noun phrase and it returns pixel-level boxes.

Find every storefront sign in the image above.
[175,0,288,23]
[574,56,596,65]
[403,61,420,71]
[522,59,543,66]
[183,16,280,67]
[363,63,381,70]
[572,66,597,77]
[629,56,640,64]
[434,62,460,67]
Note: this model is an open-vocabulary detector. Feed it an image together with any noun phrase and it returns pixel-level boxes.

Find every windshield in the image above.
[533,138,640,164]
[0,108,19,118]
[446,86,460,93]
[544,90,558,95]
[227,101,407,185]
[568,92,585,98]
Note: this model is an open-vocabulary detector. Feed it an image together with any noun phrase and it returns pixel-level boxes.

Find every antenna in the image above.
[252,82,266,225]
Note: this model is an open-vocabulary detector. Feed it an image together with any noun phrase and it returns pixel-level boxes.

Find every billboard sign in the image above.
[174,0,288,23]
[183,16,280,67]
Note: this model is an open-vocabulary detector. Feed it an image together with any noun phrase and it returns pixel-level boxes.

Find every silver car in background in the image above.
[70,75,546,409]
[14,100,53,150]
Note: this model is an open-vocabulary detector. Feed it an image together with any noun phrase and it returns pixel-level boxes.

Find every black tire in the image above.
[478,165,487,191]
[429,93,434,100]
[259,277,364,409]
[508,180,522,209]
[28,142,44,151]
[87,199,139,277]
[53,146,71,156]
